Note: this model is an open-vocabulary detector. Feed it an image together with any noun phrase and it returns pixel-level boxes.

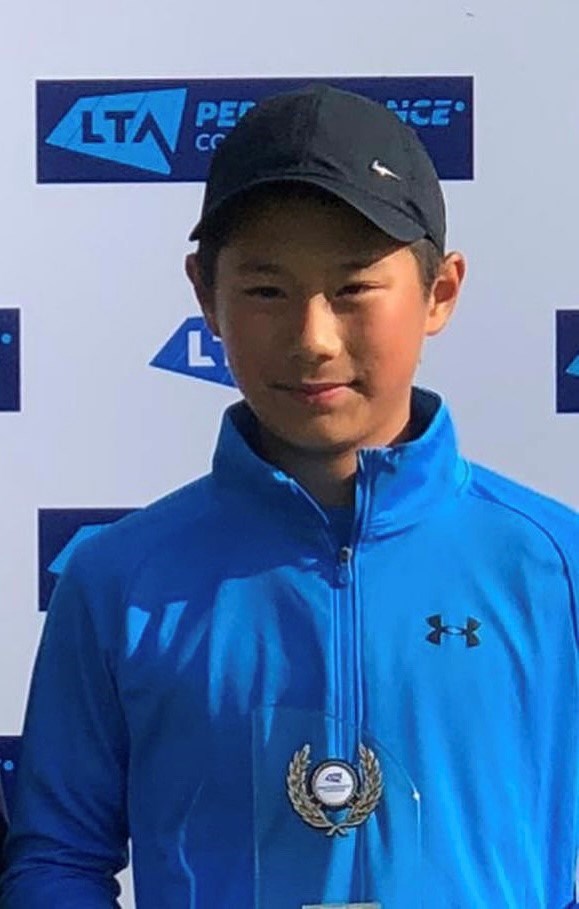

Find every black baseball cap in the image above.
[189,83,446,253]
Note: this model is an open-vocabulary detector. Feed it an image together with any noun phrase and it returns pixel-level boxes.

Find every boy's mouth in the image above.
[275,382,354,405]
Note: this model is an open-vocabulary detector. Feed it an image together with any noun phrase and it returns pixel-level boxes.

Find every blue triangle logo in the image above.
[565,354,579,377]
[48,524,109,576]
[151,317,235,388]
[45,88,187,175]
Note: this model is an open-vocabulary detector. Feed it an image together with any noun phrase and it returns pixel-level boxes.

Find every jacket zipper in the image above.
[290,473,363,763]
[333,543,355,760]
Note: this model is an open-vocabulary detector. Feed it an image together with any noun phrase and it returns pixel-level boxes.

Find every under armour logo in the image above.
[426,614,481,648]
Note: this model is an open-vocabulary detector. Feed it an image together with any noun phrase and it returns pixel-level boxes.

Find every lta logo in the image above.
[41,87,187,176]
[151,316,235,388]
[556,310,579,413]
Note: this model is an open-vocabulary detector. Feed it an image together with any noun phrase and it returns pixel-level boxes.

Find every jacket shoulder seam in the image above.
[465,480,579,645]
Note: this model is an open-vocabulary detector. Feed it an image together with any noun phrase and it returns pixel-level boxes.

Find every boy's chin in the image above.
[264,421,364,457]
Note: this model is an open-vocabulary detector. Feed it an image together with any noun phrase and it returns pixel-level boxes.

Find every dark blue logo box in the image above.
[556,310,579,413]
[38,508,135,611]
[37,76,473,184]
[0,309,20,412]
[0,736,21,818]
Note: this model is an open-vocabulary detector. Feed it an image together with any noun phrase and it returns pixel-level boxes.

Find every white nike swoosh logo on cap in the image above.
[370,159,400,180]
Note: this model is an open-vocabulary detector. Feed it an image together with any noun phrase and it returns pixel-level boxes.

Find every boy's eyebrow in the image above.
[338,257,383,271]
[235,254,389,276]
[235,260,287,276]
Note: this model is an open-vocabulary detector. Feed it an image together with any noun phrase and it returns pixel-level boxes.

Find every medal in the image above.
[286,743,383,837]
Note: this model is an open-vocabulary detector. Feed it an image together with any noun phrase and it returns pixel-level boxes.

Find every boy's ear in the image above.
[184,252,220,337]
[425,251,466,337]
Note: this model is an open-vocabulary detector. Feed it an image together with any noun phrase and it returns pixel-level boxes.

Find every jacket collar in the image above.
[211,388,467,537]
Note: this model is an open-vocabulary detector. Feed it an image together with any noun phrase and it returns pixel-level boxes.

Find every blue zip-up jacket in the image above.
[1,389,578,908]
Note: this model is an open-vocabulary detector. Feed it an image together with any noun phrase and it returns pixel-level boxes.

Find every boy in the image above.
[1,84,578,908]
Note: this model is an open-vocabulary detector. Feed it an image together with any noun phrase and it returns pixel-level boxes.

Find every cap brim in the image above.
[188,173,427,246]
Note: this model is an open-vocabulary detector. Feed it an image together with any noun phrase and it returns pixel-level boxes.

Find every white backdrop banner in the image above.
[1,1,578,905]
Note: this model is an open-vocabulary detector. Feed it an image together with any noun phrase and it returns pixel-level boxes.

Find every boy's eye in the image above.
[337,283,373,297]
[243,286,284,299]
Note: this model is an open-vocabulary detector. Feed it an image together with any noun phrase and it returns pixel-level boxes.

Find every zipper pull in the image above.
[336,546,353,586]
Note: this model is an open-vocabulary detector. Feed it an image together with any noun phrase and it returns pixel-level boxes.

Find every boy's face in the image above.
[189,189,464,457]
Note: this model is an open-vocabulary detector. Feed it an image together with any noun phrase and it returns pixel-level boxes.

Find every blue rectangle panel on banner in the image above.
[36,76,473,184]
[556,310,579,413]
[38,507,136,612]
[0,309,20,413]
[0,736,22,819]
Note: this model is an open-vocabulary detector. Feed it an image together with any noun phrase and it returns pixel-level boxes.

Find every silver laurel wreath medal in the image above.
[286,743,383,837]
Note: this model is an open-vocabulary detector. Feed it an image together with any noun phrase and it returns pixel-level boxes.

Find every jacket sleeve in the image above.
[0,556,130,908]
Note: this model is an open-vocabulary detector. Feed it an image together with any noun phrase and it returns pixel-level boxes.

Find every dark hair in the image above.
[407,237,444,294]
[195,185,444,295]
